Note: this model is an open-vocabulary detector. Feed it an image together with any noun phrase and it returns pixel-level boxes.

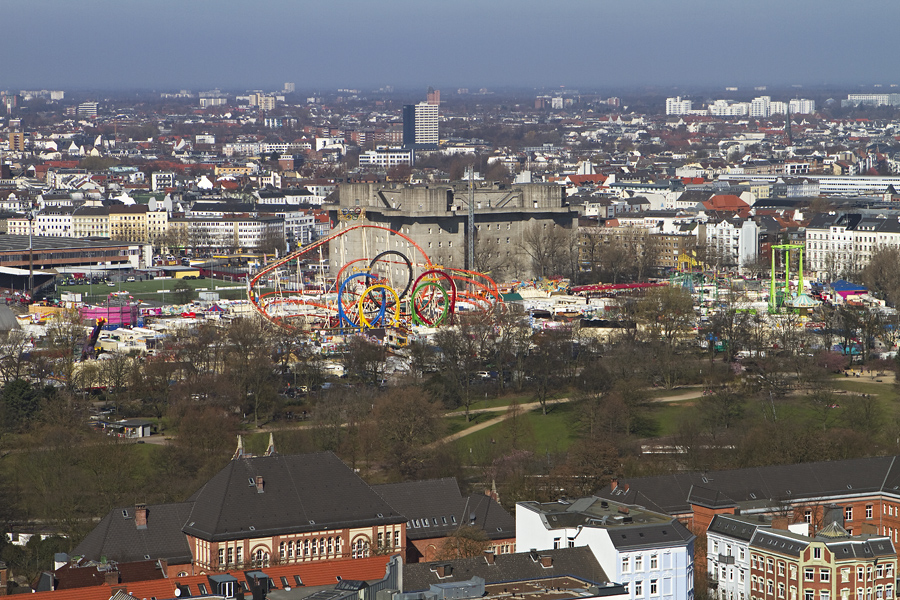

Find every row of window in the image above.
[750,586,893,600]
[628,577,673,597]
[622,552,667,573]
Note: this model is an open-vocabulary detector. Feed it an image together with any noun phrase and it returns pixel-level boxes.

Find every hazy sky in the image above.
[2,0,899,91]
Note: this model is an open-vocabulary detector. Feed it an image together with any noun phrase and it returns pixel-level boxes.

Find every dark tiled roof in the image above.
[609,520,694,550]
[374,479,514,541]
[72,502,194,565]
[708,514,765,542]
[402,547,609,593]
[687,485,736,509]
[596,456,899,516]
[183,452,405,542]
[750,530,807,557]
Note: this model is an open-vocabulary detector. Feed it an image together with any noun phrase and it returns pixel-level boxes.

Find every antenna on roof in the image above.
[265,433,277,457]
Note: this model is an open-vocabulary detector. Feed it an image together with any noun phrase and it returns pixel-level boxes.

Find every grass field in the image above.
[58,277,258,304]
[450,401,579,464]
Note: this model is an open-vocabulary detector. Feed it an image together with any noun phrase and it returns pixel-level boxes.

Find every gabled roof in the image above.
[402,547,609,593]
[183,452,405,542]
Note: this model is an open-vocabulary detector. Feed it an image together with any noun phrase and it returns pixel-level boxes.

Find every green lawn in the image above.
[447,393,538,413]
[450,401,579,463]
[58,277,260,303]
[650,400,698,437]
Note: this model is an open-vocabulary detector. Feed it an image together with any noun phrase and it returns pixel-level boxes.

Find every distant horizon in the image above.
[2,0,899,92]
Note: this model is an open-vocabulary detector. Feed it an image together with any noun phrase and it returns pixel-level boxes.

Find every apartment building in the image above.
[170,216,285,251]
[7,210,74,237]
[708,511,897,600]
[516,497,696,600]
[109,205,150,243]
[705,218,759,268]
[72,207,110,238]
[805,213,900,278]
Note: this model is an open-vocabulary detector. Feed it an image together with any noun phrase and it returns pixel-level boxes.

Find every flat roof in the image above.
[0,235,144,252]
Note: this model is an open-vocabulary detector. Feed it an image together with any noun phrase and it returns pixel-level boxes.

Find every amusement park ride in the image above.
[246,224,504,333]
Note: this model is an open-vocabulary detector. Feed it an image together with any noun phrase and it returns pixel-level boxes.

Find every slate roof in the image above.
[183,452,405,542]
[707,514,766,542]
[402,547,610,593]
[373,479,515,541]
[596,456,900,517]
[72,502,194,565]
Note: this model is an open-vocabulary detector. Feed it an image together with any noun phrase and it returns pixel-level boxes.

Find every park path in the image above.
[430,385,707,447]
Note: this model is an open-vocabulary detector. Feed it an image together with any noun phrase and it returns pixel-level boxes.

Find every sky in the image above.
[2,0,899,92]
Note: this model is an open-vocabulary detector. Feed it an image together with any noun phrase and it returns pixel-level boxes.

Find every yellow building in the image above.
[147,209,169,248]
[72,207,110,238]
[109,205,149,243]
[215,164,253,177]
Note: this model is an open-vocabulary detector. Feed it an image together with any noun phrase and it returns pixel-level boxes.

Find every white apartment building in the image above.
[717,174,900,197]
[151,171,175,191]
[789,99,815,114]
[666,97,693,116]
[172,216,285,251]
[805,213,900,278]
[358,148,415,168]
[414,102,439,145]
[707,515,770,600]
[709,100,750,117]
[705,218,759,268]
[8,210,74,237]
[516,497,695,600]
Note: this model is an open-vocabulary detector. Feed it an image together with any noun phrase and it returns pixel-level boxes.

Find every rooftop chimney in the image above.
[610,479,618,491]
[135,504,148,529]
[484,550,495,565]
[540,556,553,568]
[771,517,789,531]
[104,570,120,586]
[255,476,264,493]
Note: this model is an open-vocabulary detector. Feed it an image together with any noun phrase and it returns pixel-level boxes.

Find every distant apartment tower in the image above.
[8,132,25,152]
[77,102,98,117]
[414,103,439,145]
[750,96,771,117]
[284,82,295,93]
[665,96,692,115]
[789,98,816,114]
[843,93,900,107]
[427,87,440,105]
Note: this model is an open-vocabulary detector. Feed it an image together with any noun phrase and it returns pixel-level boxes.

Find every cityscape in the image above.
[6,3,900,600]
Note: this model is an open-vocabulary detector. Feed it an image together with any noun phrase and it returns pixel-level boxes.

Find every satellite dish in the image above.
[175,589,182,597]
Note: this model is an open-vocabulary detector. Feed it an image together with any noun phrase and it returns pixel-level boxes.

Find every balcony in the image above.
[718,554,735,565]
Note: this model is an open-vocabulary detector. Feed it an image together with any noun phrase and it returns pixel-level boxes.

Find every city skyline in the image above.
[3,0,900,90]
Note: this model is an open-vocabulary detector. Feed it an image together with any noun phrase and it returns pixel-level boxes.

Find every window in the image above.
[768,559,775,573]
[822,592,830,600]
[218,548,224,566]
[394,531,400,548]
[807,592,815,600]
[635,581,643,596]
[822,570,831,583]
[303,539,309,556]
[887,565,893,579]
[280,542,286,559]
[227,547,233,565]
[806,569,815,582]
[814,547,822,560]
[714,542,719,553]
[636,555,643,571]
[858,568,865,581]
[887,586,893,599]
[780,564,786,576]
[740,548,746,561]
[768,581,774,595]
[351,539,369,559]
[553,538,561,550]
[846,507,853,521]
[236,547,242,565]
[623,557,631,573]
[651,554,659,569]
[288,541,294,558]
[780,584,786,599]
[867,505,874,519]
[842,569,851,583]
[650,580,658,596]
[877,566,884,579]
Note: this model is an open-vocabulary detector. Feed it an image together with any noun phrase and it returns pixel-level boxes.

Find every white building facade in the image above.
[516,498,695,600]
